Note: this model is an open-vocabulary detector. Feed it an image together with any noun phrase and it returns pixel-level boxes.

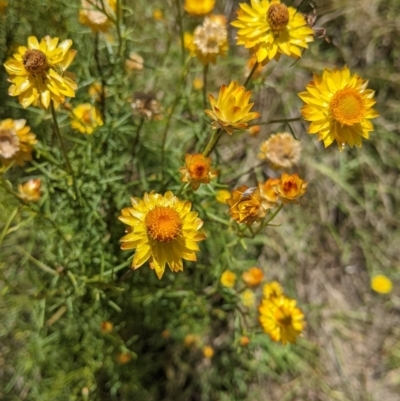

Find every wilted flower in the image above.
[70,103,104,135]
[371,275,393,294]
[226,185,267,225]
[241,289,255,307]
[79,0,116,32]
[205,81,260,134]
[273,173,307,204]
[202,346,214,359]
[231,0,314,64]
[119,192,206,279]
[242,267,264,287]
[220,270,237,288]
[263,281,284,300]
[131,92,163,121]
[179,153,217,190]
[125,52,144,71]
[216,189,231,204]
[101,321,113,333]
[0,119,37,167]
[259,295,305,344]
[258,178,280,208]
[184,0,215,16]
[18,179,42,202]
[191,16,228,65]
[299,66,379,151]
[258,133,301,169]
[4,36,77,109]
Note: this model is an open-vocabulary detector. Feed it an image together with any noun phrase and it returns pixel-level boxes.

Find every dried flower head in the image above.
[131,92,163,121]
[70,103,104,135]
[205,81,260,134]
[0,119,37,167]
[299,66,379,151]
[226,185,267,225]
[125,52,144,71]
[231,0,314,64]
[79,0,116,32]
[259,294,305,344]
[192,16,228,65]
[18,179,42,202]
[119,191,206,279]
[220,270,237,288]
[273,173,307,204]
[179,153,217,190]
[242,267,264,287]
[4,36,77,109]
[184,0,215,16]
[371,275,393,294]
[258,132,301,169]
[258,178,280,208]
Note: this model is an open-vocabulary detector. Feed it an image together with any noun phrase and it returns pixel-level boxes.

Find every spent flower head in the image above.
[0,119,37,167]
[79,0,116,32]
[231,0,314,64]
[131,92,163,121]
[3,36,77,109]
[205,81,260,134]
[258,132,301,169]
[119,191,206,279]
[299,66,379,151]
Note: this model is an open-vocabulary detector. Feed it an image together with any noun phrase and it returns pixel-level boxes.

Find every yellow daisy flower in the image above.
[258,132,301,169]
[259,295,305,344]
[119,191,206,280]
[263,281,283,300]
[0,119,37,167]
[3,36,77,109]
[205,81,260,134]
[191,16,229,65]
[231,0,314,64]
[79,0,116,33]
[184,0,215,16]
[18,179,42,202]
[371,275,393,294]
[215,189,231,204]
[299,66,379,150]
[220,270,237,288]
[179,153,217,191]
[70,103,104,135]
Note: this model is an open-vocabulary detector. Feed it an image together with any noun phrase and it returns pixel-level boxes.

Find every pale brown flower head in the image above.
[18,179,42,202]
[258,133,301,169]
[242,267,264,287]
[0,119,37,167]
[179,153,217,190]
[226,185,267,225]
[79,0,116,32]
[131,92,163,121]
[192,17,228,65]
[273,173,307,204]
[258,178,280,208]
[125,52,144,71]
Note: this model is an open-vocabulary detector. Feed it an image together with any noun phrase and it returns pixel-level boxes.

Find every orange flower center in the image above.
[189,162,207,180]
[22,49,48,74]
[282,179,298,194]
[267,3,290,33]
[275,307,292,327]
[330,87,365,126]
[0,128,19,159]
[145,206,182,243]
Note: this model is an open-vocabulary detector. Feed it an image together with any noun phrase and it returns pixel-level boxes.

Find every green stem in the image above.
[175,0,185,66]
[243,61,259,88]
[116,0,123,59]
[50,101,82,205]
[202,129,223,157]
[249,117,302,126]
[202,63,209,111]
